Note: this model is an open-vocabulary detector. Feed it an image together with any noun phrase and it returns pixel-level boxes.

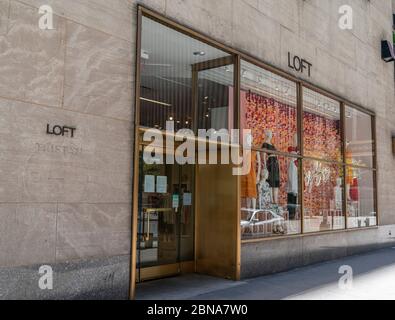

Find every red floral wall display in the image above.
[241,90,342,215]
[242,91,297,152]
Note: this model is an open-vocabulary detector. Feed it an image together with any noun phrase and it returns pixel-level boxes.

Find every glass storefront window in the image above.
[139,14,378,245]
[240,60,298,153]
[345,106,375,168]
[238,70,377,239]
[241,152,301,239]
[346,167,377,229]
[303,160,345,233]
[197,66,234,131]
[140,16,234,132]
[303,88,342,162]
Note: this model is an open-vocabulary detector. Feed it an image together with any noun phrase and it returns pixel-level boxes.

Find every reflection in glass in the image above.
[303,160,345,233]
[240,60,298,153]
[140,16,233,132]
[345,106,374,168]
[137,150,195,269]
[346,167,377,228]
[197,66,234,131]
[303,88,341,162]
[241,153,301,239]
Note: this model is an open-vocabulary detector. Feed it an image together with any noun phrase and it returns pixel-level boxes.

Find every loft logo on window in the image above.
[47,124,77,138]
[288,52,312,77]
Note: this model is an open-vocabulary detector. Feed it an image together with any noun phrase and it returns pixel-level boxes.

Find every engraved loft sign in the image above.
[46,124,77,138]
[288,52,312,77]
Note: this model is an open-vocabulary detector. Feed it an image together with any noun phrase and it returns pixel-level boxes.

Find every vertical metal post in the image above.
[234,54,241,280]
[341,102,348,230]
[372,114,379,226]
[129,5,143,300]
[297,82,304,234]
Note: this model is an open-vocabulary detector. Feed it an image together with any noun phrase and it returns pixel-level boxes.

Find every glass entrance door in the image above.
[136,148,195,282]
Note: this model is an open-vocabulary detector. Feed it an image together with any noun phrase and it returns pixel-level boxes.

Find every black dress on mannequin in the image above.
[263,143,281,188]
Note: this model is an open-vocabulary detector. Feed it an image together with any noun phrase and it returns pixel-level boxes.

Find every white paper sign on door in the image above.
[144,175,155,193]
[156,176,168,194]
[183,193,192,206]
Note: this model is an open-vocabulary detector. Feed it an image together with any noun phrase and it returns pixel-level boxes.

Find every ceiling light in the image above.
[140,97,171,107]
[141,49,149,60]
[194,51,206,56]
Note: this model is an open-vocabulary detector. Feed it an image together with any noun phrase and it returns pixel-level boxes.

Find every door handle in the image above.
[143,208,173,241]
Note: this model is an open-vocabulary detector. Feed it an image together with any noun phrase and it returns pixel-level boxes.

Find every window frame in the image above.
[135,5,379,244]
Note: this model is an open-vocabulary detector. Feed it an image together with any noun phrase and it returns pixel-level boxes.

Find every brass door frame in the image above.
[135,151,197,283]
[139,261,195,282]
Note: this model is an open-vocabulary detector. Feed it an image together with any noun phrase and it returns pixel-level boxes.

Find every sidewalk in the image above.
[136,247,395,300]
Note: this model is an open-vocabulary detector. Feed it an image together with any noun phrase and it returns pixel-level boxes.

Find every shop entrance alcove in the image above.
[135,145,239,284]
[132,10,240,294]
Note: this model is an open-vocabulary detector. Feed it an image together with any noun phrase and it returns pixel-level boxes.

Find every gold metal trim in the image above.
[142,208,173,241]
[241,226,379,244]
[234,54,241,281]
[192,56,234,72]
[138,261,195,283]
[129,5,143,301]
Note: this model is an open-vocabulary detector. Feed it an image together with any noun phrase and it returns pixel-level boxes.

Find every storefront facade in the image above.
[1,0,395,300]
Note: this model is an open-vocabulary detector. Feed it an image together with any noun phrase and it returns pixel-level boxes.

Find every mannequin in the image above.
[349,169,360,202]
[345,141,354,201]
[287,134,298,219]
[258,167,271,209]
[262,130,280,204]
[241,134,261,209]
[333,178,343,210]
[345,141,360,222]
[247,152,261,209]
[306,160,321,193]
